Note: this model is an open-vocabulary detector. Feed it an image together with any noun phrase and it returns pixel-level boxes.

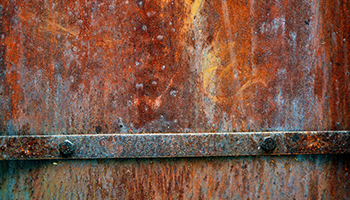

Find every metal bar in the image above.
[0,131,349,160]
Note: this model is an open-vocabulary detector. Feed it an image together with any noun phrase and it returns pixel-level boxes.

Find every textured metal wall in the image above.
[1,155,350,199]
[0,0,349,198]
[1,0,349,134]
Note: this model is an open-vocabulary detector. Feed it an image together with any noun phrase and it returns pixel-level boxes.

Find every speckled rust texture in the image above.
[0,0,350,198]
[1,0,349,135]
[1,155,350,199]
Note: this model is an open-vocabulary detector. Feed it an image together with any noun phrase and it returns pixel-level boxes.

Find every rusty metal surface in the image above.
[1,0,350,199]
[1,0,349,135]
[1,131,350,160]
[1,155,350,199]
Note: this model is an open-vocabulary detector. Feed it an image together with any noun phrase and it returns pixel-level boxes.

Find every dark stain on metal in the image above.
[95,126,102,134]
[0,131,349,160]
[261,136,277,152]
[58,140,75,157]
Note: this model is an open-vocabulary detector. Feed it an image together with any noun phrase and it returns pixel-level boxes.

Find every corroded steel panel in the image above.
[0,0,350,199]
[1,156,350,199]
[1,0,349,135]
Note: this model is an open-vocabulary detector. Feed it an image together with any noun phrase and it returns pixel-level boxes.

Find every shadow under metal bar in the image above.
[0,131,349,160]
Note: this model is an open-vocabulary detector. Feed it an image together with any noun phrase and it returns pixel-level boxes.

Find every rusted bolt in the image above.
[58,140,74,156]
[261,137,276,151]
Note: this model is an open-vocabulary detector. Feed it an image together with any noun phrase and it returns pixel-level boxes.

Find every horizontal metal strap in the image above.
[0,131,349,160]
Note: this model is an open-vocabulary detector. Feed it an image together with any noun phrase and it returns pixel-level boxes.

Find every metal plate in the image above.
[1,155,350,199]
[0,0,349,135]
[1,131,349,160]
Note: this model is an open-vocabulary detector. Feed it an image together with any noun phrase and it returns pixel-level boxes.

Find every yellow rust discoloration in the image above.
[181,0,205,33]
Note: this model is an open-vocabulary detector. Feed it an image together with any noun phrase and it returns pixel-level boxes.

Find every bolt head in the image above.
[58,140,74,156]
[261,137,277,151]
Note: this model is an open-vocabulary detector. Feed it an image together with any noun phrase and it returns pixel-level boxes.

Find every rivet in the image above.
[58,140,74,156]
[261,137,277,151]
